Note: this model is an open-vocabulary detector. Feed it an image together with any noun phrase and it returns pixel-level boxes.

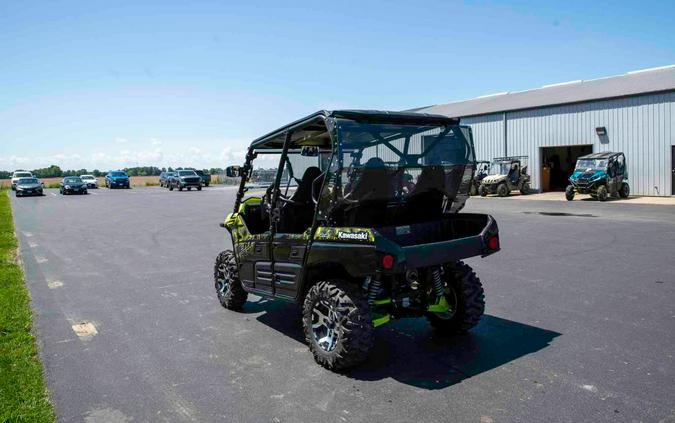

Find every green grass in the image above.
[0,191,55,423]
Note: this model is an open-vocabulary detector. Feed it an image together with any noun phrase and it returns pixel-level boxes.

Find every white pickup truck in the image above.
[11,170,34,190]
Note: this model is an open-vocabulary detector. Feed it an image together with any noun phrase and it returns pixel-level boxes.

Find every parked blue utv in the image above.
[566,152,629,201]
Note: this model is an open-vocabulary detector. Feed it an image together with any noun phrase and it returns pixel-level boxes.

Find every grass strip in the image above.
[0,190,55,422]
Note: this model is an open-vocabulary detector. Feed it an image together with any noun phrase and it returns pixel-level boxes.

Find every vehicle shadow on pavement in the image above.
[248,300,561,390]
[245,299,306,344]
[346,315,560,389]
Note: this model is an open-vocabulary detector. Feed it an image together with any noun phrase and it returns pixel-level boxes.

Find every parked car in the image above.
[59,176,87,195]
[14,177,44,197]
[168,170,202,191]
[194,169,211,187]
[11,170,34,190]
[159,171,176,187]
[478,156,531,197]
[566,152,629,201]
[79,174,98,188]
[105,171,130,189]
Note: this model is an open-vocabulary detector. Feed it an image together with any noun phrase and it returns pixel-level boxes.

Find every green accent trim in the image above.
[427,296,450,313]
[372,313,391,327]
[238,196,261,213]
[372,298,392,305]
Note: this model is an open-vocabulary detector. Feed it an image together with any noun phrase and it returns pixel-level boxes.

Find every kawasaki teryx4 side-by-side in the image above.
[478,156,530,197]
[566,152,629,201]
[215,110,500,370]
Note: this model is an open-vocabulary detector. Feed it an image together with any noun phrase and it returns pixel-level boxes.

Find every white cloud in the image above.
[0,138,251,171]
[114,137,128,144]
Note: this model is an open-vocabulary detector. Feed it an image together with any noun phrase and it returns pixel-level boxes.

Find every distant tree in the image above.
[0,171,11,179]
[92,169,101,177]
[32,165,63,178]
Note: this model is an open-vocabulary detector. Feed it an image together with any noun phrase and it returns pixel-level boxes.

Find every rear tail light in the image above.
[487,236,499,250]
[382,255,394,269]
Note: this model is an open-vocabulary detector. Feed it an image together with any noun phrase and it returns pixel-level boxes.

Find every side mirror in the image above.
[225,166,241,177]
[301,146,319,157]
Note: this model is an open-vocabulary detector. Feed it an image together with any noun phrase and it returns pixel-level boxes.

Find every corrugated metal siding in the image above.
[462,114,505,161]
[462,91,674,196]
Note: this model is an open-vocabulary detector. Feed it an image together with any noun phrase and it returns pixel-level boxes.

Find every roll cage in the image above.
[232,110,470,232]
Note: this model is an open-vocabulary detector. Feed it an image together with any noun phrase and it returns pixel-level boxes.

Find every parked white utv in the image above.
[478,156,531,197]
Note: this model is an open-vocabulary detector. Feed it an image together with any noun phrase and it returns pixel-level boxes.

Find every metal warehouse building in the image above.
[420,65,675,196]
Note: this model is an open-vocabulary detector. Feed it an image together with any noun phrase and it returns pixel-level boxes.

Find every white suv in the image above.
[11,171,34,190]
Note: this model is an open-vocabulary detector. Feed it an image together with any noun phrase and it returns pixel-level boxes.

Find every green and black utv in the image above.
[215,110,500,370]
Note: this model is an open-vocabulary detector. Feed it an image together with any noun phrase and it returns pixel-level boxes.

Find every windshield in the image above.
[575,159,607,172]
[80,175,94,180]
[320,121,475,224]
[489,161,512,175]
[14,172,31,178]
[18,178,38,184]
[178,170,197,176]
[64,177,82,183]
[111,171,127,177]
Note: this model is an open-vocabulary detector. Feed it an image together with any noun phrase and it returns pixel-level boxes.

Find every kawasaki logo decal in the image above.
[337,231,369,241]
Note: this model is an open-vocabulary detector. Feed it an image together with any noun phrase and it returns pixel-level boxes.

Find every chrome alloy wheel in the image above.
[215,262,231,298]
[311,299,341,352]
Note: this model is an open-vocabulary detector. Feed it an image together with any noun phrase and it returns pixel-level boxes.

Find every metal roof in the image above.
[419,65,675,118]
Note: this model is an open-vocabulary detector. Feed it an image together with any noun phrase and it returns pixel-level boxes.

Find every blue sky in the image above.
[1,0,673,171]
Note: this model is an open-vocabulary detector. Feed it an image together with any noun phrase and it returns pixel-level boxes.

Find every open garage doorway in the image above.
[540,145,593,191]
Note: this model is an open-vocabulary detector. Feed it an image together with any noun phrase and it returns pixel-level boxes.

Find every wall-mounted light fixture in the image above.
[595,126,607,136]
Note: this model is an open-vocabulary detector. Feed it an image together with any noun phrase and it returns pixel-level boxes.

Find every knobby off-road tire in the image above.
[303,279,374,370]
[197,186,202,191]
[597,185,608,202]
[469,184,478,196]
[520,183,530,195]
[619,182,630,199]
[213,250,248,311]
[565,185,575,201]
[497,183,509,197]
[479,185,488,197]
[426,261,485,334]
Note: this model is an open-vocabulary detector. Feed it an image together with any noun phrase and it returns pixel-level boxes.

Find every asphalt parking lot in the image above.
[10,187,675,423]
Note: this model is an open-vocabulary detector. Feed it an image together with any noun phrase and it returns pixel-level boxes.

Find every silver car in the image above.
[80,174,98,188]
[14,177,44,197]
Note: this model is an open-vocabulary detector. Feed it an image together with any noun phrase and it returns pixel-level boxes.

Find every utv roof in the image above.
[578,152,622,160]
[251,110,460,149]
[492,156,528,162]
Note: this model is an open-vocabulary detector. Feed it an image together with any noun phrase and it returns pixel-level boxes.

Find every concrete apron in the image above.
[472,191,675,205]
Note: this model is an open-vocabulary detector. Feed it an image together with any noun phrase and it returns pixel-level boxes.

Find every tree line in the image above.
[0,166,225,179]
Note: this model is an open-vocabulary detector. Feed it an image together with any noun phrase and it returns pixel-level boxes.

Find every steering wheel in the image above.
[261,185,298,220]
